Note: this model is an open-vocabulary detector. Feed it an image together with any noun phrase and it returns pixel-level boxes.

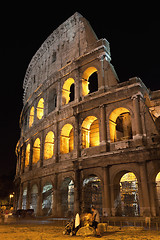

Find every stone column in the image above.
[40,130,44,167]
[26,181,31,209]
[139,162,151,216]
[52,174,58,216]
[55,119,59,163]
[148,181,157,216]
[74,113,80,158]
[74,162,80,214]
[103,166,111,216]
[75,71,80,102]
[132,94,143,138]
[18,183,23,209]
[37,179,42,216]
[29,138,33,171]
[98,55,105,91]
[57,79,61,110]
[100,105,107,144]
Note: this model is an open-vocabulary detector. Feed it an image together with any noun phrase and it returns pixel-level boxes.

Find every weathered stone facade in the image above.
[15,12,160,218]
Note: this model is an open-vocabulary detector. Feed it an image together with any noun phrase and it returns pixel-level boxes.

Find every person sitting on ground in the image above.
[91,206,101,237]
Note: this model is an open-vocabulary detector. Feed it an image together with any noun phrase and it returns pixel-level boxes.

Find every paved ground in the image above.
[0,217,160,240]
[0,218,160,240]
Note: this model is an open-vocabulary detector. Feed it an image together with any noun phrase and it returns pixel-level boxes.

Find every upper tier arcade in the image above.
[23,12,113,104]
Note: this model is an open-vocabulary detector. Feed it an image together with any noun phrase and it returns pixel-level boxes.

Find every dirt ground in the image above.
[0,224,160,240]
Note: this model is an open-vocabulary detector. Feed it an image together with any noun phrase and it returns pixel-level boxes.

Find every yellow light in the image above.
[109,107,130,142]
[25,143,30,167]
[82,116,99,148]
[82,67,97,96]
[9,194,14,199]
[120,172,137,182]
[29,106,34,127]
[44,131,54,159]
[60,124,74,153]
[33,138,40,163]
[37,98,44,120]
[156,172,160,182]
[62,78,74,105]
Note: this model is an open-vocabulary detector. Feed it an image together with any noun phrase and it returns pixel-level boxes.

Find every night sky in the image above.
[0,3,159,177]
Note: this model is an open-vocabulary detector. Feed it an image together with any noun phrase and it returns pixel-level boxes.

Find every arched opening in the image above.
[115,172,140,216]
[82,175,102,215]
[69,83,75,102]
[156,172,160,213]
[88,72,98,93]
[82,67,98,96]
[25,143,30,167]
[60,178,74,217]
[29,106,34,127]
[109,107,132,142]
[44,131,54,160]
[60,124,74,154]
[30,184,38,215]
[22,187,27,210]
[62,78,75,105]
[37,98,44,120]
[82,116,100,148]
[42,182,53,216]
[33,138,40,164]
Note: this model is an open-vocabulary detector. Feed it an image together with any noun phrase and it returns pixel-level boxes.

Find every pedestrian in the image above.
[91,206,101,237]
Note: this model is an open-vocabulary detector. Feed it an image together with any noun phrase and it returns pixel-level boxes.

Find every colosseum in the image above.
[15,12,160,219]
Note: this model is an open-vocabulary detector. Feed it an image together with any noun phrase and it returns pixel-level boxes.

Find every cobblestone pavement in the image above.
[0,223,160,240]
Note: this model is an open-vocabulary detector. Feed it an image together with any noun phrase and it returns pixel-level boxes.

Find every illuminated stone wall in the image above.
[15,12,160,218]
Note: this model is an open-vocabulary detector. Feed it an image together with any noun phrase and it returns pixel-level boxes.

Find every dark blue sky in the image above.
[0,3,159,176]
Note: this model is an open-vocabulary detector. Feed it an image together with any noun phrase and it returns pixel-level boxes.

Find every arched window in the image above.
[119,172,139,216]
[82,116,100,148]
[30,184,38,214]
[33,138,40,164]
[29,106,34,127]
[25,143,30,167]
[82,67,98,96]
[60,178,74,217]
[82,175,102,215]
[109,107,132,142]
[62,78,75,105]
[42,183,53,216]
[37,98,44,120]
[22,186,27,210]
[44,131,54,159]
[60,124,74,154]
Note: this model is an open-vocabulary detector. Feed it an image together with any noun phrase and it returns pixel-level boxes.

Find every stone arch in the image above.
[25,143,30,167]
[22,186,27,210]
[44,131,54,159]
[32,138,41,164]
[29,106,34,127]
[109,107,133,142]
[42,182,53,216]
[82,67,98,96]
[82,174,102,215]
[37,98,44,120]
[30,184,38,215]
[81,116,100,148]
[62,78,75,105]
[112,169,140,217]
[60,177,74,217]
[60,124,74,153]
